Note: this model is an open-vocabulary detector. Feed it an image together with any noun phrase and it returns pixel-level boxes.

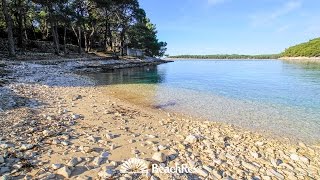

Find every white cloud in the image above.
[207,0,227,6]
[276,24,291,33]
[250,1,302,27]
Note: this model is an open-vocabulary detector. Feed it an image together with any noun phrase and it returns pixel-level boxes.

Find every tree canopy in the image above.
[0,0,167,57]
[281,38,320,57]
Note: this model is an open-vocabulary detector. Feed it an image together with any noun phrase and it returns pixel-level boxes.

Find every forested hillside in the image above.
[0,0,167,57]
[281,38,320,57]
[169,54,280,59]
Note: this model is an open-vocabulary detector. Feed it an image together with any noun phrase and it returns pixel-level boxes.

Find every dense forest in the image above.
[169,54,280,59]
[0,0,167,57]
[281,38,320,57]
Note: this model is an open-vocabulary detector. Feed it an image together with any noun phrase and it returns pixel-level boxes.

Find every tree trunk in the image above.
[84,31,88,52]
[23,1,28,40]
[108,24,112,51]
[63,26,67,55]
[88,27,95,52]
[52,23,60,55]
[1,0,16,57]
[104,20,108,51]
[17,0,24,48]
[120,29,126,56]
[72,26,82,54]
[78,27,82,54]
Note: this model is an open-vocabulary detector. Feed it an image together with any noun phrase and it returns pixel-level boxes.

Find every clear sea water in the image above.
[89,60,320,143]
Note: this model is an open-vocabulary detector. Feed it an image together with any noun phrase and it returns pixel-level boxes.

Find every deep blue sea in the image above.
[89,60,320,142]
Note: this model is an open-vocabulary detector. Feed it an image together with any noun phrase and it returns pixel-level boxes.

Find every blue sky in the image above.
[139,0,320,55]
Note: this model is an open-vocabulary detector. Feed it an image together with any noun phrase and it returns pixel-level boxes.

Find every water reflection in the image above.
[88,65,166,85]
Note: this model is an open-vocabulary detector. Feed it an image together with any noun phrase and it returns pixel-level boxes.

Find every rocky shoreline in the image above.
[279,57,320,62]
[0,59,319,179]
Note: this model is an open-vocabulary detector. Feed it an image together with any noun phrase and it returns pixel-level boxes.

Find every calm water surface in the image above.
[89,60,320,143]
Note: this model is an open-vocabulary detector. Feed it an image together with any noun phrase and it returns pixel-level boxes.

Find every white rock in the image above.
[110,144,116,150]
[225,153,236,161]
[68,157,81,167]
[242,161,258,171]
[298,142,307,148]
[255,141,265,146]
[43,130,52,136]
[152,152,166,162]
[150,176,160,180]
[290,154,300,161]
[61,141,69,146]
[158,145,167,151]
[0,155,4,163]
[212,158,222,165]
[268,169,284,179]
[52,139,60,145]
[194,167,209,177]
[202,165,213,173]
[299,156,310,164]
[212,169,222,178]
[72,114,80,120]
[52,164,62,170]
[100,151,109,158]
[20,144,34,150]
[57,166,71,178]
[98,168,114,178]
[0,143,12,149]
[105,133,114,139]
[250,151,261,159]
[93,157,103,166]
[271,159,282,167]
[185,135,198,144]
[87,136,96,142]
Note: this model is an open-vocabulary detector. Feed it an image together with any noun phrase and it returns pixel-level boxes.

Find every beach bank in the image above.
[279,57,320,63]
[0,60,319,179]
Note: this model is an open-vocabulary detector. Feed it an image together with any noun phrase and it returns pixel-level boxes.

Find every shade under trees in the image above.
[0,0,167,57]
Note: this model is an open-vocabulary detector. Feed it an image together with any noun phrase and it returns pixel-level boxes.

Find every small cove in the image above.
[87,60,320,143]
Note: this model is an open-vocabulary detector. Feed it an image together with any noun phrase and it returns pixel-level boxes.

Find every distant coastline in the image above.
[168,54,280,60]
[166,55,320,62]
[165,57,276,60]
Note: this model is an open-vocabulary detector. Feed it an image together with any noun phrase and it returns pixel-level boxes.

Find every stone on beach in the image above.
[152,152,167,162]
[93,157,104,166]
[52,164,62,170]
[105,133,115,139]
[72,114,81,120]
[57,166,72,178]
[68,157,82,167]
[0,156,4,163]
[194,167,209,177]
[42,130,52,136]
[20,144,34,151]
[98,168,115,178]
[184,135,198,144]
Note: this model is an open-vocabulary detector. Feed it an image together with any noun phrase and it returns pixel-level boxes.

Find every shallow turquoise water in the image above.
[90,60,320,142]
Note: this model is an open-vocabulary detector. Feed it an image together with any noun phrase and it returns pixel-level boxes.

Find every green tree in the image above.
[128,18,167,57]
[1,0,16,56]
